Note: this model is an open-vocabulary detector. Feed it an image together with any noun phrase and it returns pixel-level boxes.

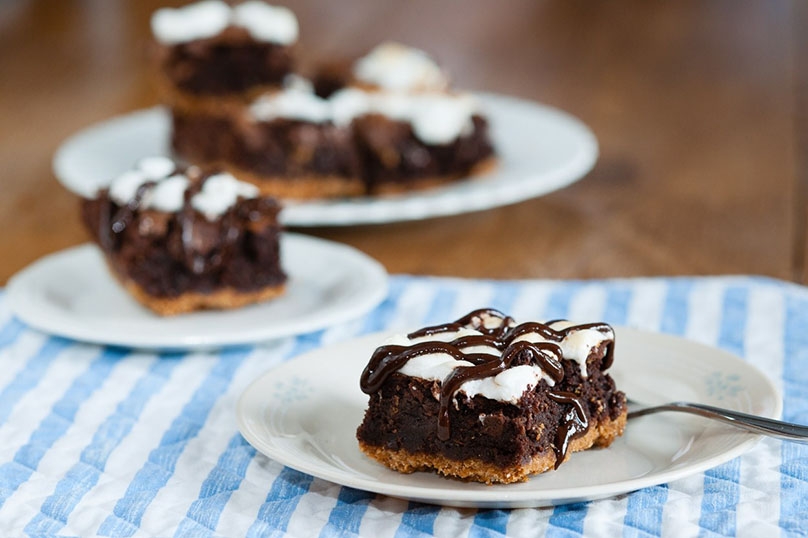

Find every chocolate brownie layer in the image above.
[151,1,298,102]
[358,374,567,469]
[171,110,364,197]
[115,276,285,316]
[156,28,293,98]
[170,108,494,198]
[358,414,626,484]
[354,114,495,193]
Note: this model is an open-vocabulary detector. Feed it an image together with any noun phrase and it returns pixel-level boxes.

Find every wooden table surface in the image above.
[1,0,805,285]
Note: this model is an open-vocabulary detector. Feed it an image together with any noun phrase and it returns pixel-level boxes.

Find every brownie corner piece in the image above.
[152,1,298,101]
[82,157,286,315]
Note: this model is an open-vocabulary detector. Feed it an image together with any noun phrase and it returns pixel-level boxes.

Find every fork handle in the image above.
[628,402,808,443]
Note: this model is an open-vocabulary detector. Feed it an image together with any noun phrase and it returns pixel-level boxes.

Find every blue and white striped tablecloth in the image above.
[0,275,806,537]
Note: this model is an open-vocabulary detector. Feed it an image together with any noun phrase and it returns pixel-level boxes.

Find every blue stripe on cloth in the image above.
[780,295,808,534]
[24,354,183,535]
[542,283,584,320]
[98,347,252,537]
[172,329,334,537]
[470,509,510,538]
[0,337,72,427]
[623,485,670,538]
[0,347,126,509]
[173,434,256,538]
[394,503,439,538]
[245,467,314,538]
[623,281,691,537]
[0,317,26,349]
[361,276,407,334]
[605,286,632,325]
[659,280,692,336]
[601,286,632,326]
[318,487,374,538]
[548,286,632,536]
[421,287,460,325]
[547,502,590,537]
[486,281,520,315]
[698,287,748,537]
[715,287,748,357]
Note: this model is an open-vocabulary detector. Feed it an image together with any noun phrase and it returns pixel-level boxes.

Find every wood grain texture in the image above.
[794,0,808,283]
[0,0,798,284]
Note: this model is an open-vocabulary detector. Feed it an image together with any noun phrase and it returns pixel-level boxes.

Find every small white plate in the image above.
[237,328,781,508]
[53,93,598,226]
[6,234,387,350]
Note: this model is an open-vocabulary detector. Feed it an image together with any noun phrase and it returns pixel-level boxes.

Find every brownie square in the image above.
[356,309,627,484]
[152,1,298,104]
[82,157,286,315]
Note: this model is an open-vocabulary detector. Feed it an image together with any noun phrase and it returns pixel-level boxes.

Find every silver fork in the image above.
[627,400,808,443]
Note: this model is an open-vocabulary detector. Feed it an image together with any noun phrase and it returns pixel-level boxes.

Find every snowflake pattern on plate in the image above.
[272,376,312,404]
[705,371,744,401]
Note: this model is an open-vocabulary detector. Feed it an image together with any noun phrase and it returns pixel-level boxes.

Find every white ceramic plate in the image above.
[237,328,781,508]
[6,234,387,350]
[53,93,598,226]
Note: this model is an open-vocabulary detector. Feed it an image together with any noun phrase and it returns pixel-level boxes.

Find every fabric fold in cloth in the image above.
[0,275,805,536]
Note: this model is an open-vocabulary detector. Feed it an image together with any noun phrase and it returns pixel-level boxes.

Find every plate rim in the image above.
[52,92,599,227]
[236,327,782,508]
[6,233,388,350]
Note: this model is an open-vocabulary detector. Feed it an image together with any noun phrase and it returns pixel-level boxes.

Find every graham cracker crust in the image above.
[226,158,497,199]
[155,74,281,116]
[118,275,286,316]
[224,166,366,199]
[359,409,627,485]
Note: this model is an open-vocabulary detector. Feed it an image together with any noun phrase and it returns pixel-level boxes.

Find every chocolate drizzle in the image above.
[547,390,589,468]
[508,321,616,370]
[359,309,615,466]
[102,182,156,250]
[360,341,468,394]
[407,308,515,340]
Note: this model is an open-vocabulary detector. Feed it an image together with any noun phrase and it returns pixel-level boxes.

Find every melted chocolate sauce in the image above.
[406,308,515,340]
[360,341,468,394]
[505,321,615,370]
[406,322,464,340]
[359,309,616,465]
[455,308,515,337]
[547,390,589,467]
